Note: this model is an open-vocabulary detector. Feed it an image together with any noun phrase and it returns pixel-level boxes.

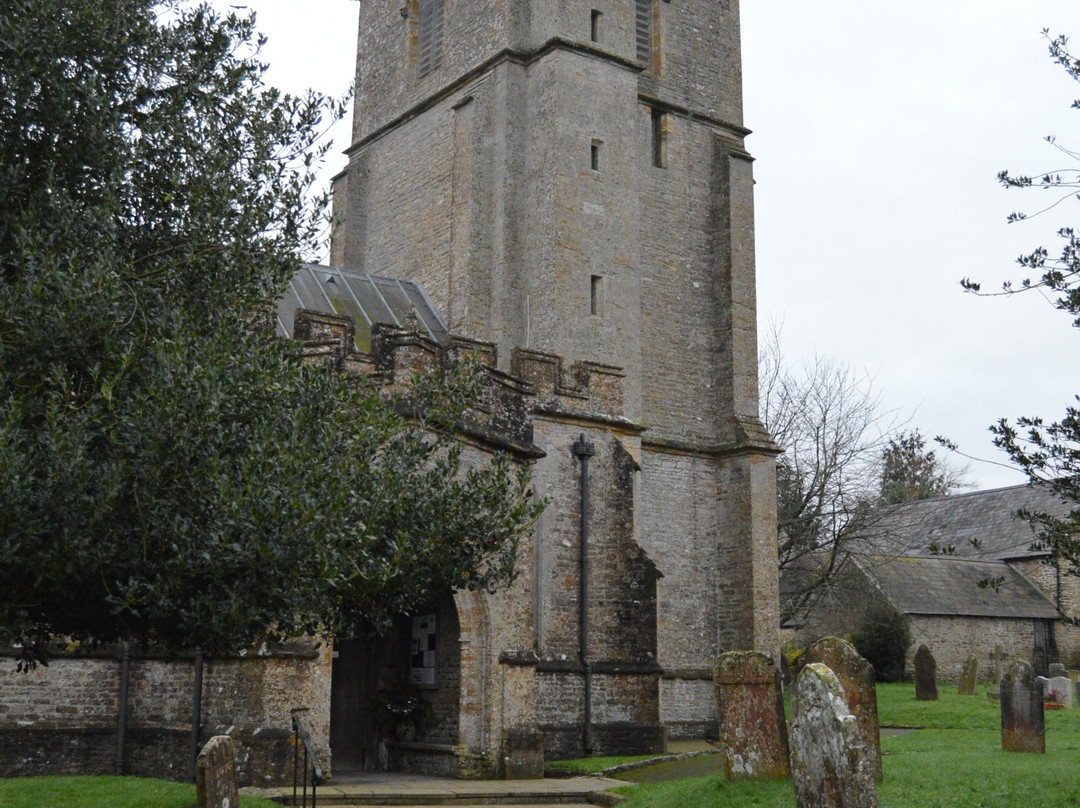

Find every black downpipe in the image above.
[115,642,131,775]
[572,433,596,755]
[190,648,205,783]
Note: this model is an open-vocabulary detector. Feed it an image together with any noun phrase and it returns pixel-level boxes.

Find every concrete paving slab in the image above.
[241,773,625,806]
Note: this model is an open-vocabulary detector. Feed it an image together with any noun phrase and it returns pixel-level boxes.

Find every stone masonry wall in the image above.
[1009,558,1080,668]
[0,645,330,785]
[906,615,1038,683]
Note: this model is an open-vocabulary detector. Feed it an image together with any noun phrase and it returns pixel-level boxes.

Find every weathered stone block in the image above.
[714,651,789,780]
[790,663,877,808]
[501,729,544,780]
[196,736,240,808]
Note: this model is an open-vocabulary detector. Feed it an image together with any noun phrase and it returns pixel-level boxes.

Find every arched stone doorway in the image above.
[329,592,461,774]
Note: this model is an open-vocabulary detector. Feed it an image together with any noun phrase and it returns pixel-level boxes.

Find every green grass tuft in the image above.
[0,775,281,808]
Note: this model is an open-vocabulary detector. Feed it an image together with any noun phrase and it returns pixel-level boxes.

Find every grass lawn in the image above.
[0,775,281,808]
[5,684,1079,807]
[609,682,1080,808]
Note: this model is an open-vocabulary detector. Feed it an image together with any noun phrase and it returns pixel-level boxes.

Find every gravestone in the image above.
[1068,669,1080,683]
[1046,675,1073,708]
[714,651,790,779]
[196,736,240,808]
[987,646,1006,701]
[790,663,878,808]
[803,637,882,782]
[1048,662,1067,678]
[1001,660,1045,753]
[913,645,938,701]
[957,653,978,696]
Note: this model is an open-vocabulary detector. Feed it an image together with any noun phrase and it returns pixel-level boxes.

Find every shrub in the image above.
[852,610,910,682]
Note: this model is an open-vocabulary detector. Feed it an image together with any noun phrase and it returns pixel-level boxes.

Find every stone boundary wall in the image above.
[0,644,329,786]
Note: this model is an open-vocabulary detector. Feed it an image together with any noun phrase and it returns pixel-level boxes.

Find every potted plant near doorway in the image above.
[374,679,436,741]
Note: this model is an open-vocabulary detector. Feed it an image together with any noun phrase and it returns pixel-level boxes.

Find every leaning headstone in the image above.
[714,651,790,779]
[1048,662,1067,678]
[914,645,938,701]
[790,663,878,808]
[803,637,882,782]
[1001,660,1045,753]
[1046,675,1073,708]
[957,653,979,696]
[987,646,1006,701]
[196,735,240,808]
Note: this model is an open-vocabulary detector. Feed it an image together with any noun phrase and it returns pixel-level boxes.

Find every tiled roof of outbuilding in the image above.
[868,484,1071,562]
[853,555,1060,619]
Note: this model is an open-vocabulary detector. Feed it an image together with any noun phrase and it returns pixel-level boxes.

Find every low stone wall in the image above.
[0,644,329,785]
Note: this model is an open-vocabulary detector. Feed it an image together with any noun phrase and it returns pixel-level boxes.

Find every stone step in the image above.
[250,775,625,808]
[281,803,600,808]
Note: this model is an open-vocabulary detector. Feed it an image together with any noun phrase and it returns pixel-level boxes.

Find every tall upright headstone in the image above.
[987,646,1006,701]
[790,663,878,808]
[714,651,790,780]
[957,653,978,696]
[913,645,937,701]
[1001,660,1045,753]
[803,637,882,782]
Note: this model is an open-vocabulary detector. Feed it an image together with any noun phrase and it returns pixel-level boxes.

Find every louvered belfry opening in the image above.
[635,0,651,65]
[417,0,444,77]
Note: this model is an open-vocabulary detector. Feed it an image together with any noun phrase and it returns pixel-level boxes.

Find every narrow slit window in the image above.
[635,0,652,65]
[417,0,445,78]
[651,110,665,168]
[590,275,603,315]
[590,139,602,171]
[590,10,602,43]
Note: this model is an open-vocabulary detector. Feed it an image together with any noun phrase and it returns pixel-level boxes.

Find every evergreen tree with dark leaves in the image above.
[879,429,956,505]
[0,0,540,668]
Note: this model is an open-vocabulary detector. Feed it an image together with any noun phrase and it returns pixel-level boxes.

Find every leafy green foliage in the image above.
[0,775,279,808]
[851,610,910,682]
[0,0,540,667]
[879,429,957,505]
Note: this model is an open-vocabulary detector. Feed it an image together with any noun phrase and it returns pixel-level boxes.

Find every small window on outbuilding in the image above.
[590,9,602,43]
[416,0,445,78]
[590,139,602,171]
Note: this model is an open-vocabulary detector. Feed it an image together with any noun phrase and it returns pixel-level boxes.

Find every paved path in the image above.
[242,772,625,806]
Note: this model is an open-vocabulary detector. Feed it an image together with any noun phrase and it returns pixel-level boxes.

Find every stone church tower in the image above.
[329,0,780,773]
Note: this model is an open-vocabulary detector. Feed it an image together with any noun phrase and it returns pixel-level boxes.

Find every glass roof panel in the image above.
[276,264,447,353]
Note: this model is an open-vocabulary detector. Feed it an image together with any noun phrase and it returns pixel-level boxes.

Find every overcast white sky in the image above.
[225,1,1080,491]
